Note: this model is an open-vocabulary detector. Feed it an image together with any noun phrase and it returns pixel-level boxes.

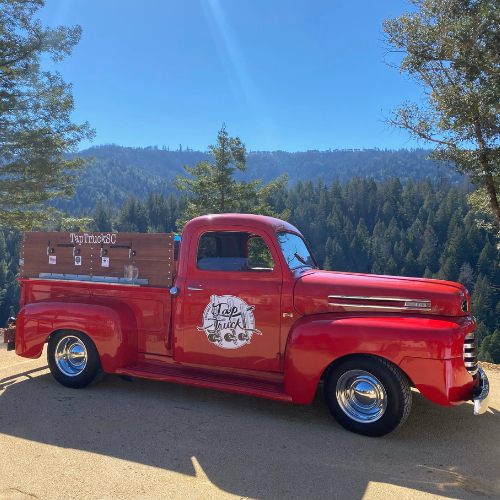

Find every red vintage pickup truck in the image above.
[5,214,490,436]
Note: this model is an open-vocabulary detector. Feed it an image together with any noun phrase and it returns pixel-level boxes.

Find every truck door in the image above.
[180,227,282,372]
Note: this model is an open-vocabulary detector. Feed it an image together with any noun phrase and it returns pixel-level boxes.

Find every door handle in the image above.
[187,286,204,291]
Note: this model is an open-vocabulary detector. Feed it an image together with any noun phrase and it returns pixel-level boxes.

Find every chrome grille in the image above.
[463,331,478,375]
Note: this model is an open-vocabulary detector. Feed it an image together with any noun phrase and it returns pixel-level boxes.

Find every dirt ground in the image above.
[0,343,499,500]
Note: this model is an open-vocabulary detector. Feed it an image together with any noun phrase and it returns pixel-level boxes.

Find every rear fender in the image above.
[16,299,138,373]
[283,314,475,404]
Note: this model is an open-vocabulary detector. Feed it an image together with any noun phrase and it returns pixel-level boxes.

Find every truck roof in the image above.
[183,213,300,235]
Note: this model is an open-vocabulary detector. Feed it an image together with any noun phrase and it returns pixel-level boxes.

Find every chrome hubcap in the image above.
[336,370,387,423]
[55,336,87,377]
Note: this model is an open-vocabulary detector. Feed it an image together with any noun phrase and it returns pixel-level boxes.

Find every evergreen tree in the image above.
[417,237,439,274]
[90,198,112,232]
[475,322,491,346]
[402,249,419,277]
[349,218,371,271]
[478,330,500,364]
[174,125,288,228]
[403,177,420,225]
[385,256,398,276]
[437,256,459,282]
[477,241,497,279]
[0,0,94,229]
[471,274,494,330]
[116,196,148,233]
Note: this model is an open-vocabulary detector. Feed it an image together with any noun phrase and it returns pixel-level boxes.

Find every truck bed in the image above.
[19,278,172,356]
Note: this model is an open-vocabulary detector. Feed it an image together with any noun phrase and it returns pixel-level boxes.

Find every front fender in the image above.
[283,314,475,404]
[16,299,138,373]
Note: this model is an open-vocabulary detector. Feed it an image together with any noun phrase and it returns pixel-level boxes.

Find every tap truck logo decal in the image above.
[198,295,262,349]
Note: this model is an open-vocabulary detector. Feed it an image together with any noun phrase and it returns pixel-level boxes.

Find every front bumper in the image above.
[473,366,490,415]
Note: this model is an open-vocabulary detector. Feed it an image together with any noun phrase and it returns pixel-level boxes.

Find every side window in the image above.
[196,231,274,272]
[197,234,218,260]
[247,237,274,270]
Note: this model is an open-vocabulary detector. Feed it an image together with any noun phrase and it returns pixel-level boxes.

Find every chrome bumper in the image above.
[473,367,490,415]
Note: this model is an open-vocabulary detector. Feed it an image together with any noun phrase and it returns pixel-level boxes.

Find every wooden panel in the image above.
[20,232,175,288]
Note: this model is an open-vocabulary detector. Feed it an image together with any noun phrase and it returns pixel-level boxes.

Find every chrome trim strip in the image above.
[327,295,431,310]
[464,349,478,355]
[463,338,478,346]
[328,295,429,303]
[464,360,478,368]
[464,356,478,363]
[328,302,431,311]
[463,347,478,355]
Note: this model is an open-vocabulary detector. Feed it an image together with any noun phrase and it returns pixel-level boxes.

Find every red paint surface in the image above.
[16,297,138,372]
[294,270,469,317]
[399,356,474,406]
[178,222,283,372]
[17,279,170,369]
[13,214,477,408]
[283,313,475,404]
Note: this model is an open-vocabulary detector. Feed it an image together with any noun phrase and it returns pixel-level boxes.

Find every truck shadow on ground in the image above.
[0,367,499,500]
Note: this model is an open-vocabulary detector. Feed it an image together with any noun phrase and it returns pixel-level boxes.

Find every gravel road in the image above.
[0,343,499,500]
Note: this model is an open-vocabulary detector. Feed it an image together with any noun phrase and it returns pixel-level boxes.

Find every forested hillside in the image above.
[56,145,463,214]
[3,175,499,362]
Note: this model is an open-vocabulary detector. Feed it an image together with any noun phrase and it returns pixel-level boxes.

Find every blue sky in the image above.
[39,0,423,152]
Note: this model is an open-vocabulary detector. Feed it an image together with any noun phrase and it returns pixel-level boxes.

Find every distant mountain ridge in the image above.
[56,144,462,214]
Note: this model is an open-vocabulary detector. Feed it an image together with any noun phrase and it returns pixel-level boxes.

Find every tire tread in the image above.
[367,354,412,432]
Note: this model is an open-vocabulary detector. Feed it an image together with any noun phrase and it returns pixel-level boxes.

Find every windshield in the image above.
[276,231,316,270]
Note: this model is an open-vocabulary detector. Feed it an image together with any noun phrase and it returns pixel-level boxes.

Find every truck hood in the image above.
[293,270,470,317]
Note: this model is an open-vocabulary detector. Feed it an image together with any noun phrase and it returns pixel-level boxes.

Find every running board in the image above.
[115,360,292,402]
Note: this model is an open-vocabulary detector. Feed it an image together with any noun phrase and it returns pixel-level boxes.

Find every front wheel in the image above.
[324,356,412,437]
[47,330,105,389]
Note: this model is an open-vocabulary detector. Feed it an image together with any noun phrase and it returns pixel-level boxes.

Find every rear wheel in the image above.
[47,330,105,389]
[324,356,411,437]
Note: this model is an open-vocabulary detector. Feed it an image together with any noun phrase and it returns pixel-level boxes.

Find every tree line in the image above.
[1,175,498,362]
[53,146,463,215]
